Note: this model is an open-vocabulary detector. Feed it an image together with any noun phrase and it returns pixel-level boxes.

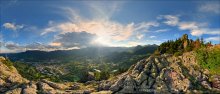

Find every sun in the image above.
[93,36,111,46]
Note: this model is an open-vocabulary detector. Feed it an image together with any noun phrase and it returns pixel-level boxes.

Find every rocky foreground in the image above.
[1,51,220,94]
[99,52,220,93]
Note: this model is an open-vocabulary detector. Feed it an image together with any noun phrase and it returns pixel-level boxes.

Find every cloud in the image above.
[199,2,220,14]
[53,31,96,48]
[85,1,123,20]
[161,15,220,36]
[4,41,63,52]
[179,22,199,30]
[39,6,160,48]
[127,41,144,47]
[25,42,47,50]
[0,42,3,47]
[134,22,159,32]
[136,33,144,39]
[159,15,179,26]
[150,36,156,38]
[5,42,21,50]
[59,7,82,23]
[155,29,169,33]
[145,40,162,45]
[41,20,134,42]
[3,22,24,31]
[25,42,62,51]
[178,22,220,36]
[41,19,158,44]
[49,42,61,47]
[205,36,220,42]
[190,28,220,36]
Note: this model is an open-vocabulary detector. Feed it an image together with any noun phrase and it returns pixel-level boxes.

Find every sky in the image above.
[0,0,220,53]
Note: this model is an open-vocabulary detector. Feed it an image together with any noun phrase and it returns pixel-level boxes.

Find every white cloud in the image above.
[134,22,159,32]
[161,15,179,26]
[60,7,82,23]
[136,33,144,39]
[155,29,169,32]
[150,36,156,38]
[199,2,220,14]
[179,22,199,30]
[205,36,220,42]
[3,22,24,31]
[145,40,162,45]
[190,28,220,36]
[85,1,123,20]
[161,15,220,37]
[190,29,204,36]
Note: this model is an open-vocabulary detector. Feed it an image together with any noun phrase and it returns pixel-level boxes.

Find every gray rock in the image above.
[109,76,125,92]
[119,75,138,93]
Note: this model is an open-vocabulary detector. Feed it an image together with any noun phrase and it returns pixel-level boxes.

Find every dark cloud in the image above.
[25,42,60,51]
[54,31,97,48]
[4,42,59,52]
[25,42,44,50]
[5,42,22,50]
[0,42,3,47]
[3,32,97,52]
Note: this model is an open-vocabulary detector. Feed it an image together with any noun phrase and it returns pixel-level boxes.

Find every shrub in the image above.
[2,59,13,69]
[196,47,220,75]
[174,51,183,56]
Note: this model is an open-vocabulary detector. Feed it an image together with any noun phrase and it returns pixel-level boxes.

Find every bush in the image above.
[174,51,183,56]
[2,59,13,69]
[196,47,220,75]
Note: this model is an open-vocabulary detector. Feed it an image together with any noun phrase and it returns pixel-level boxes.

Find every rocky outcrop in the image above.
[104,52,220,93]
[0,57,28,93]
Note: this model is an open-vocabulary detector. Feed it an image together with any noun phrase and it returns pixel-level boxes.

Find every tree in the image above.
[194,38,201,50]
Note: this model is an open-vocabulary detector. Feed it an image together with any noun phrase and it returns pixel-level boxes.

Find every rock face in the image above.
[103,52,220,93]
